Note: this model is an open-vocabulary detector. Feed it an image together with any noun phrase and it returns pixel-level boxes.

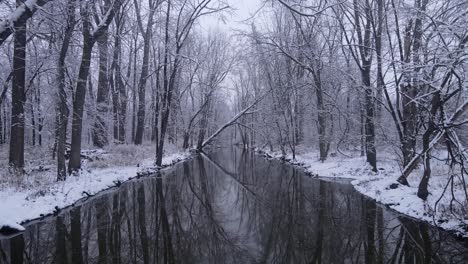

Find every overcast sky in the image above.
[198,0,264,33]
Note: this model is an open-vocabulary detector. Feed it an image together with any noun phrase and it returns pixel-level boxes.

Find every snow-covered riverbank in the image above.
[256,147,468,238]
[0,145,190,233]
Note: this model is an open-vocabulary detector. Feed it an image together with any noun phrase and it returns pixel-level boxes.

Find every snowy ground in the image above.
[0,144,190,233]
[257,146,468,238]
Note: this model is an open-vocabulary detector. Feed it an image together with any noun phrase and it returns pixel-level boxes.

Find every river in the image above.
[0,148,467,263]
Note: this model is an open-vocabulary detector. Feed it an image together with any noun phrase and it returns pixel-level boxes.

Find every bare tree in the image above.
[68,0,122,173]
[154,0,229,165]
[336,0,377,171]
[133,0,160,145]
[110,5,128,144]
[56,0,77,180]
[8,0,28,173]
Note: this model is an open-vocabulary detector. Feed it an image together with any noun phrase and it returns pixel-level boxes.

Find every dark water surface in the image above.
[1,148,468,263]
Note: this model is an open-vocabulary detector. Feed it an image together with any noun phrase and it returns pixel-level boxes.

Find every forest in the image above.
[0,0,467,250]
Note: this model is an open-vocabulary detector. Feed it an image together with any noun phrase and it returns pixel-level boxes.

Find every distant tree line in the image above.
[232,0,467,201]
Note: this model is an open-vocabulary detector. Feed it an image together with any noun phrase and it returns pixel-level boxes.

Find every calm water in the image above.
[1,148,467,263]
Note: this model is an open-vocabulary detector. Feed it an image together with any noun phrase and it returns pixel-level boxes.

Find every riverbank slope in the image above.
[0,145,190,233]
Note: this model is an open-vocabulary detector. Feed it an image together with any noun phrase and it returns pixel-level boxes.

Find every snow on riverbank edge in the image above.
[255,148,468,239]
[0,152,191,234]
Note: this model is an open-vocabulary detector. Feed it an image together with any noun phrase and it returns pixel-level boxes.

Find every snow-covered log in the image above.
[0,0,53,46]
[200,95,266,149]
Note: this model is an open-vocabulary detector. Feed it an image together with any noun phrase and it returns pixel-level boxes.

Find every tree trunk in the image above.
[0,107,3,144]
[56,0,76,180]
[417,92,440,200]
[401,0,428,167]
[134,0,156,145]
[375,0,384,119]
[111,70,119,141]
[69,1,118,173]
[36,86,43,146]
[363,67,377,172]
[182,132,190,149]
[118,44,129,143]
[68,35,93,173]
[196,104,210,150]
[31,96,36,146]
[110,13,127,144]
[92,31,110,148]
[131,37,138,143]
[155,1,173,166]
[9,0,27,173]
[313,72,328,162]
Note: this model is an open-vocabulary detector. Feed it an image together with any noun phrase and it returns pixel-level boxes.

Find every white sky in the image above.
[198,0,264,33]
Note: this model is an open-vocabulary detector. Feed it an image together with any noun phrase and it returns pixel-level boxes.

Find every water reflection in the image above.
[1,148,467,263]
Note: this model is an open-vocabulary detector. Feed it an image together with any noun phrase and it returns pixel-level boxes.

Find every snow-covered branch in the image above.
[0,0,53,45]
[200,94,267,149]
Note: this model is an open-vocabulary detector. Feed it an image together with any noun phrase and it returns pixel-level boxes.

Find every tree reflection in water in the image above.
[1,148,468,263]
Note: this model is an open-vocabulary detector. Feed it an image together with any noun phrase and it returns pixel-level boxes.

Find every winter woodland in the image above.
[0,0,468,244]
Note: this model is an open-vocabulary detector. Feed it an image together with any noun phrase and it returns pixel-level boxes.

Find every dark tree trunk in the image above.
[313,72,329,162]
[401,80,418,167]
[118,44,129,143]
[401,0,429,168]
[2,104,7,144]
[182,132,190,149]
[56,0,75,180]
[134,0,156,145]
[363,66,377,172]
[131,35,138,143]
[153,64,160,147]
[36,87,43,146]
[111,70,119,141]
[110,12,127,144]
[0,107,3,144]
[196,105,209,150]
[9,0,27,173]
[346,0,377,171]
[156,1,180,166]
[31,99,36,146]
[93,31,110,148]
[417,92,440,200]
[360,103,365,157]
[375,0,384,119]
[69,1,119,173]
[360,0,377,171]
[68,33,93,173]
